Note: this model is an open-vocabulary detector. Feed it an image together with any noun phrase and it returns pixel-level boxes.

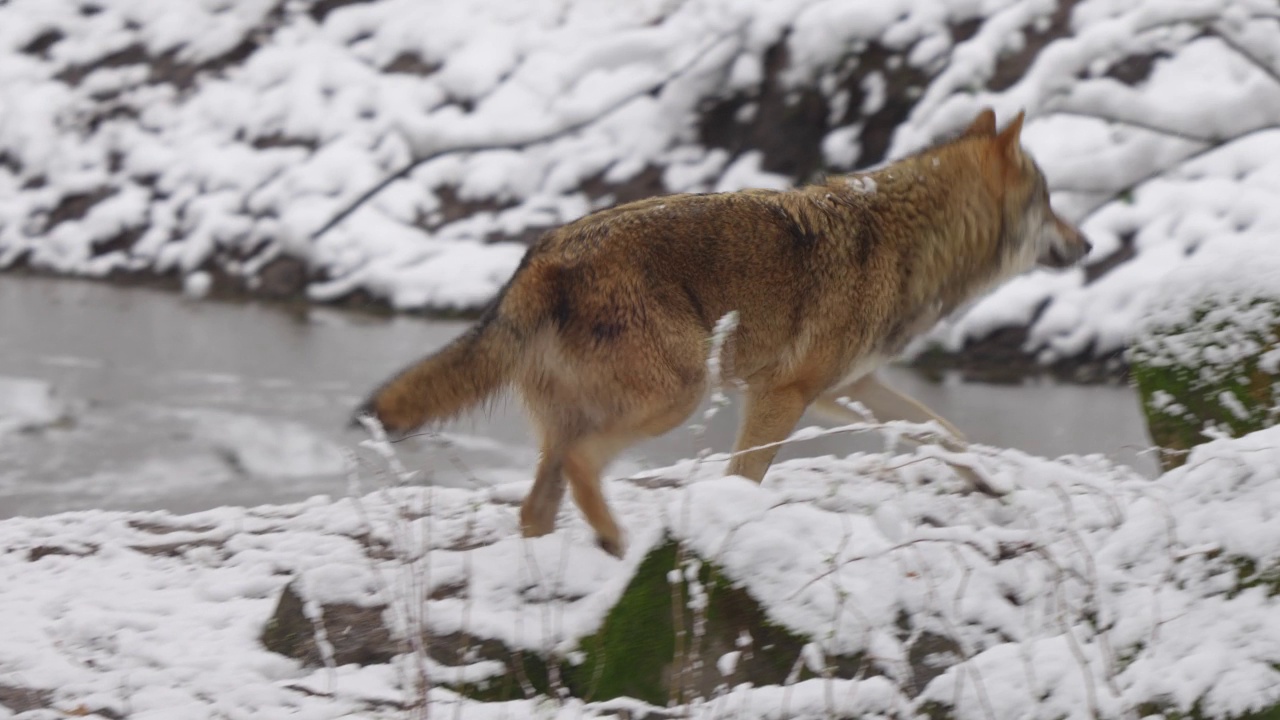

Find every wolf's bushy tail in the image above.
[358,305,527,435]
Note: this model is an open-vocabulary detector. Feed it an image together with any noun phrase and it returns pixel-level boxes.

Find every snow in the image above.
[845,174,878,194]
[183,409,347,479]
[0,376,66,435]
[2,418,1279,718]
[0,0,1274,362]
[1128,234,1280,388]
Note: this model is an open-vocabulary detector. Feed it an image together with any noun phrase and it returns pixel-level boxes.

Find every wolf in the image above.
[357,108,1091,556]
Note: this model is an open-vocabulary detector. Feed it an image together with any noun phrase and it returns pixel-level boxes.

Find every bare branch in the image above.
[1048,109,1219,145]
[311,31,741,241]
[1052,10,1280,219]
[1206,21,1280,89]
[1077,122,1280,220]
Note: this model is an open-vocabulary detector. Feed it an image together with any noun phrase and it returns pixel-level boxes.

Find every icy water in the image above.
[0,275,1156,519]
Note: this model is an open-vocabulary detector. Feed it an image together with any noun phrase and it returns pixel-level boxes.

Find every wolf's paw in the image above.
[596,534,625,559]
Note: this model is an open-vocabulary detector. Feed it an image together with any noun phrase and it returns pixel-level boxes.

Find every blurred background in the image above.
[4,0,1278,518]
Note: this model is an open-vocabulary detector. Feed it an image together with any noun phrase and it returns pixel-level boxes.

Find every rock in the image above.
[261,580,398,667]
[1129,246,1280,471]
[0,684,52,714]
[260,539,970,705]
[257,255,308,299]
[261,578,539,700]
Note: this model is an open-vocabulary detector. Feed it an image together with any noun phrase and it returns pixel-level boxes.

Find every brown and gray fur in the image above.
[358,109,1091,556]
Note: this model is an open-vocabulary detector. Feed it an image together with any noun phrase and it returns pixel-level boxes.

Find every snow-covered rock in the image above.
[1129,236,1280,468]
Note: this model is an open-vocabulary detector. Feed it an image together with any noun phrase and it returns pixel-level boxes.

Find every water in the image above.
[0,275,1156,519]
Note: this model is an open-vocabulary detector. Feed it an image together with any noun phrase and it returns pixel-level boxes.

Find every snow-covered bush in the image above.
[1130,239,1280,469]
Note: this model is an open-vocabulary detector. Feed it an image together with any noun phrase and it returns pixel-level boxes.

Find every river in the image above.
[0,274,1156,519]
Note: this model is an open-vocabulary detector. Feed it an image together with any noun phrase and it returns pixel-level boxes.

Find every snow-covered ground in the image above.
[1,0,1278,363]
[2,420,1278,719]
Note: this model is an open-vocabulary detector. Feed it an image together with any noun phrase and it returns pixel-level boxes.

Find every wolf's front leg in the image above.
[727,384,812,482]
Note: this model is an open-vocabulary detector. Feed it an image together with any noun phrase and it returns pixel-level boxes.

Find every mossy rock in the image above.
[1130,290,1280,471]
[429,538,868,704]
[263,540,928,705]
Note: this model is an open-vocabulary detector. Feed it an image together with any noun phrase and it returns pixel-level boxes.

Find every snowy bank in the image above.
[1,0,1278,369]
[2,423,1279,718]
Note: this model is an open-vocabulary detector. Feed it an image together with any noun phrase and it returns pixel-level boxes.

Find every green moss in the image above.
[568,538,855,705]
[569,540,683,704]
[1137,699,1280,720]
[1231,556,1280,598]
[444,650,556,703]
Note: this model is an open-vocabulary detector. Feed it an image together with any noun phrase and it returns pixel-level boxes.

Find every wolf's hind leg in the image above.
[563,389,703,557]
[563,436,627,558]
[815,373,1005,496]
[813,372,965,442]
[520,445,567,538]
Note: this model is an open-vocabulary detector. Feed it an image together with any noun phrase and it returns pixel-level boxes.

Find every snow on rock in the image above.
[1126,235,1280,467]
[2,424,1279,717]
[0,0,1277,358]
[1132,235,1280,375]
[0,376,67,434]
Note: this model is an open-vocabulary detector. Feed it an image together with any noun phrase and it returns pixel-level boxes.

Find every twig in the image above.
[355,416,434,716]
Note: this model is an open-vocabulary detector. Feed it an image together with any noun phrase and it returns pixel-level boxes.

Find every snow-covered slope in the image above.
[2,424,1279,718]
[1,0,1278,365]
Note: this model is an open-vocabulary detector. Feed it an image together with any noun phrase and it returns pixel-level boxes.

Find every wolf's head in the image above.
[961,109,1092,271]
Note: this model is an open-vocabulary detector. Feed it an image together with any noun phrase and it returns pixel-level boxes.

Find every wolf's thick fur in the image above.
[359,109,1090,556]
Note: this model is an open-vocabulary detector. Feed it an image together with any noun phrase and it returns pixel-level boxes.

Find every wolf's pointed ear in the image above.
[994,110,1025,157]
[962,108,997,138]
